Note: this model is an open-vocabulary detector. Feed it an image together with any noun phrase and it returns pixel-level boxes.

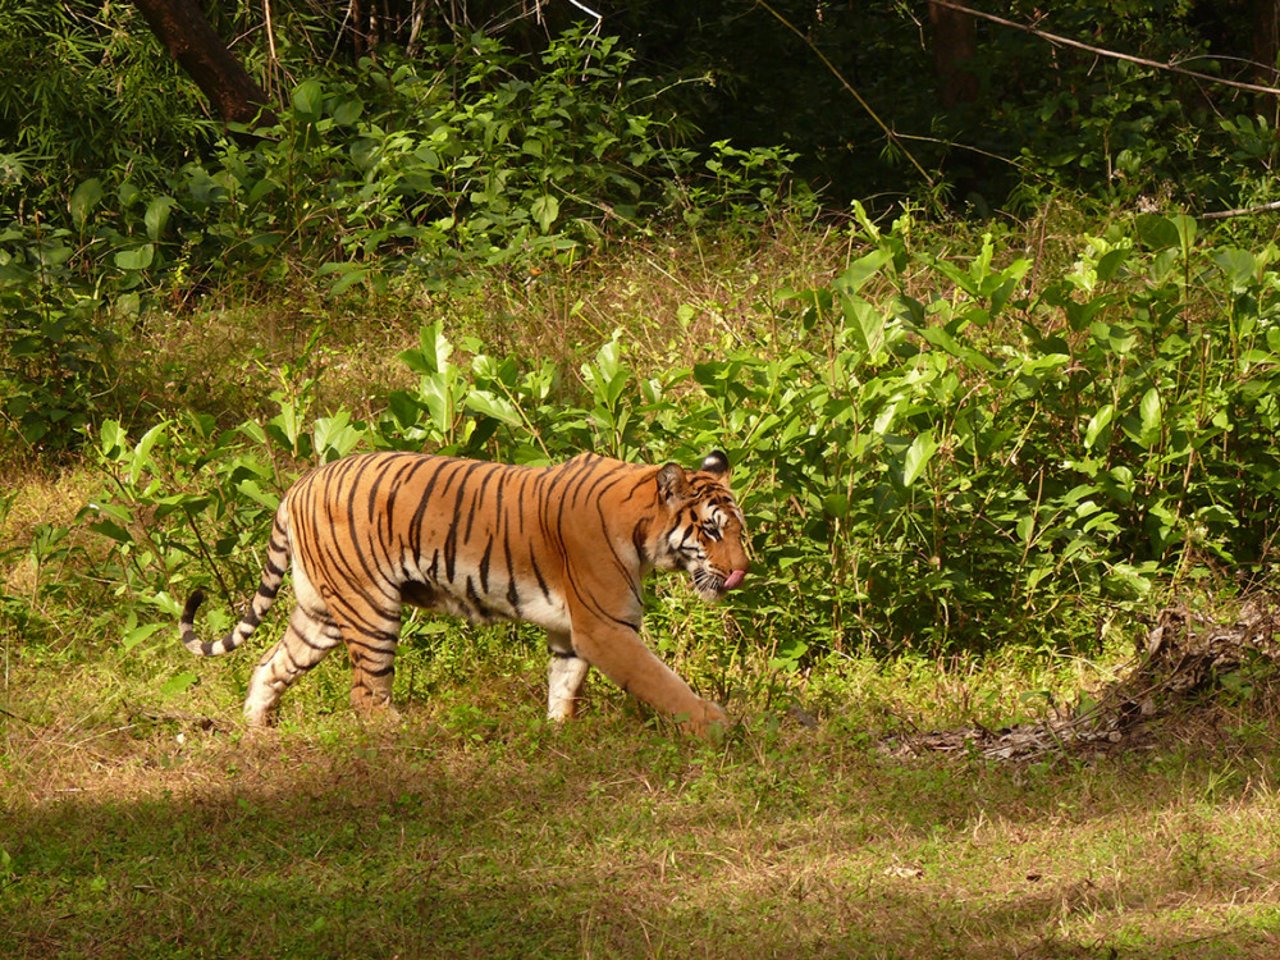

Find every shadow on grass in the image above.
[3,712,1280,960]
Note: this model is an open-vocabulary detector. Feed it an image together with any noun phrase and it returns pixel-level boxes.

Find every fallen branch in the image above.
[884,596,1280,762]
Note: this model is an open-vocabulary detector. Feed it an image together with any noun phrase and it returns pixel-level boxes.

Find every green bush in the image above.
[0,26,807,452]
[70,208,1280,665]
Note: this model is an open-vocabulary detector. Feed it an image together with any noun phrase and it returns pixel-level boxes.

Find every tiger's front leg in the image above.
[547,630,591,721]
[569,616,726,736]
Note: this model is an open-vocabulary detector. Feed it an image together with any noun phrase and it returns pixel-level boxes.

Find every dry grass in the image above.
[4,683,1280,959]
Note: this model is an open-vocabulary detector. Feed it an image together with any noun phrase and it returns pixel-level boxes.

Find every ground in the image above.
[4,660,1280,960]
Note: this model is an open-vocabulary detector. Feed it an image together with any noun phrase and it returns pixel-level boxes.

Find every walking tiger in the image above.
[179,449,750,735]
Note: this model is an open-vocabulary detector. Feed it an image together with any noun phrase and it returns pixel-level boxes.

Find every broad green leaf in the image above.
[69,178,103,228]
[1212,247,1256,292]
[1016,514,1035,547]
[842,294,884,358]
[917,324,998,371]
[464,389,522,426]
[531,195,560,232]
[328,265,369,295]
[151,494,212,520]
[292,79,323,118]
[1083,404,1114,450]
[1170,213,1197,251]
[1139,387,1162,447]
[1102,562,1153,600]
[1095,246,1131,282]
[114,244,155,271]
[98,419,127,458]
[129,421,168,486]
[122,622,164,652]
[902,429,938,488]
[421,376,456,435]
[237,421,268,445]
[426,328,455,375]
[313,412,365,460]
[118,181,141,208]
[159,671,199,698]
[1026,563,1054,592]
[822,493,849,518]
[237,478,280,510]
[89,519,133,544]
[837,247,893,292]
[1136,214,1179,250]
[144,195,175,241]
[332,97,363,125]
[386,391,425,428]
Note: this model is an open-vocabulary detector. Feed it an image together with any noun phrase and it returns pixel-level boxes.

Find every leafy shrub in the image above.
[0,26,807,453]
[2,28,808,296]
[0,223,116,450]
[71,209,1280,665]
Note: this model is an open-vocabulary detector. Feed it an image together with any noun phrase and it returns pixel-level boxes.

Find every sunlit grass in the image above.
[4,661,1280,959]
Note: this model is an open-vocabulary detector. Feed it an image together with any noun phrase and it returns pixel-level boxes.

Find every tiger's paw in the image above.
[680,699,729,739]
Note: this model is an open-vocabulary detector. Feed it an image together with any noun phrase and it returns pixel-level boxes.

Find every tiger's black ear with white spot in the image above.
[657,462,690,503]
[699,450,731,478]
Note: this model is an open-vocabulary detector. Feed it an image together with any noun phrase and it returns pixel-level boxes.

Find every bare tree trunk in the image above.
[928,1,978,109]
[1253,0,1280,123]
[131,0,277,126]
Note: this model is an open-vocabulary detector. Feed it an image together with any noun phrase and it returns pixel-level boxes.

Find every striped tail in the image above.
[180,507,291,657]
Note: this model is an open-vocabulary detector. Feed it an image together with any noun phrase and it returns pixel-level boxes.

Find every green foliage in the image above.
[58,210,1280,664]
[0,24,805,453]
[0,1,212,208]
[2,26,805,294]
[8,0,1280,219]
[0,222,116,449]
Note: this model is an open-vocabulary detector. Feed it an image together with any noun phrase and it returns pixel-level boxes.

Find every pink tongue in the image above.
[723,569,746,591]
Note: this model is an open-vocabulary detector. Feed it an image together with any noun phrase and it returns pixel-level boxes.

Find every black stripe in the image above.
[479,538,492,594]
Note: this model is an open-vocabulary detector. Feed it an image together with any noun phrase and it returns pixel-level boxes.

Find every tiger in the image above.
[179,449,750,735]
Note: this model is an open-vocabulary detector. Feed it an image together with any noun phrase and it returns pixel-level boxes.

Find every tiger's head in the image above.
[653,451,751,602]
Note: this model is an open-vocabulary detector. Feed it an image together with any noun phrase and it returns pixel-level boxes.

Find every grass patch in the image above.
[4,679,1280,959]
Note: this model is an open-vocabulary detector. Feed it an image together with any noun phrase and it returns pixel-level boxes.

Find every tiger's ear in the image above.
[657,462,690,504]
[700,450,731,478]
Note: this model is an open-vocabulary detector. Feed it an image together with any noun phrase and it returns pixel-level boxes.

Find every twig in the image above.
[1201,200,1280,220]
[563,0,602,24]
[0,705,36,725]
[183,511,234,605]
[931,0,1280,99]
[262,0,279,98]
[753,0,937,190]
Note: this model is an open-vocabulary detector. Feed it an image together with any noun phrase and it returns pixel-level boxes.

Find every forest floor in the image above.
[5,221,1280,957]
[4,643,1280,960]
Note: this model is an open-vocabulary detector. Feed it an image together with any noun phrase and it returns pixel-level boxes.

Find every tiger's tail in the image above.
[180,506,291,657]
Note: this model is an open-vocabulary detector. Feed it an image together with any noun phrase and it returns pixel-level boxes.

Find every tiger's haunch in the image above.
[178,450,749,735]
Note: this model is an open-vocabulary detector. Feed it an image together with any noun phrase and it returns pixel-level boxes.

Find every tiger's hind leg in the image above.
[244,602,343,725]
[546,631,590,721]
[327,602,403,718]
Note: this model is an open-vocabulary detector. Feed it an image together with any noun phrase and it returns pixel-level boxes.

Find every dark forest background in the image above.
[7,1,1280,220]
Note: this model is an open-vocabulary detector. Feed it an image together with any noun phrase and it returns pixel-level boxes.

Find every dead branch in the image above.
[931,0,1280,99]
[884,596,1280,763]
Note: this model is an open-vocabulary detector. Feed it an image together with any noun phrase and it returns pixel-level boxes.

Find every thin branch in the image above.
[0,705,36,725]
[753,0,936,189]
[1202,200,1280,220]
[931,0,1280,98]
[563,0,602,24]
[262,0,278,98]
